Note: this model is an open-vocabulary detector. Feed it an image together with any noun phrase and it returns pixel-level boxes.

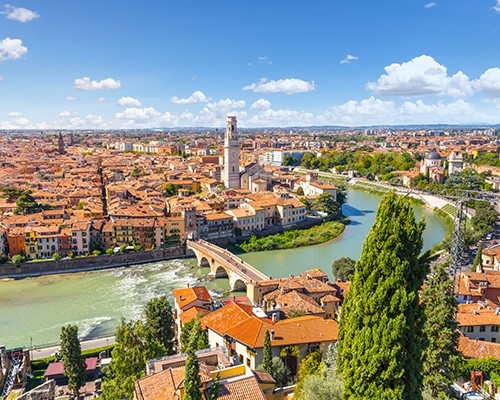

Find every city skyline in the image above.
[1,0,500,129]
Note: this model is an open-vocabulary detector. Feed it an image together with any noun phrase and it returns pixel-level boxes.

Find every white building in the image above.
[223,116,241,189]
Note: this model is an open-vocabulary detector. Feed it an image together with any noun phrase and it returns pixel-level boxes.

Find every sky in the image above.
[0,0,499,129]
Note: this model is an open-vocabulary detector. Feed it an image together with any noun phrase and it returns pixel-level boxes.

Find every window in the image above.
[492,326,499,332]
[246,358,251,367]
[492,338,497,343]
[467,326,474,333]
[480,326,486,332]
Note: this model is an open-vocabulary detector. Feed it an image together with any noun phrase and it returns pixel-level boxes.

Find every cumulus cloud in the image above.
[65,96,76,101]
[170,90,209,104]
[0,111,30,128]
[243,78,316,95]
[474,68,500,97]
[424,2,437,9]
[0,37,28,61]
[115,107,161,120]
[74,76,121,90]
[366,55,474,98]
[494,0,500,12]
[1,4,39,22]
[59,110,72,117]
[117,96,141,106]
[250,98,272,110]
[340,54,359,64]
[97,97,107,103]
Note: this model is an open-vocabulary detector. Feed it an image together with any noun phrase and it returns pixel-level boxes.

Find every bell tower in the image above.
[223,116,240,189]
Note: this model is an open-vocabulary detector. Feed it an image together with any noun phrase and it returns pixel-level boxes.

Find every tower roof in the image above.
[425,151,441,160]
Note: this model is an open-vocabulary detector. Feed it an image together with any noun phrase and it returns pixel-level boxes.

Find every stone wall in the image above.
[0,246,186,278]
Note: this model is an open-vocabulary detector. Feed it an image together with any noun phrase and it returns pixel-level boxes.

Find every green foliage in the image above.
[331,257,356,281]
[421,263,462,398]
[180,319,208,353]
[60,325,86,399]
[458,357,500,386]
[11,254,23,266]
[143,295,175,355]
[471,201,498,236]
[270,357,291,387]
[92,249,102,256]
[105,247,114,255]
[469,151,500,167]
[206,374,220,400]
[14,190,42,215]
[262,330,273,373]
[283,154,298,166]
[0,185,23,199]
[52,252,61,261]
[473,243,483,271]
[164,183,182,197]
[300,150,416,178]
[296,186,304,196]
[280,345,300,358]
[313,193,341,216]
[240,221,345,252]
[184,328,203,400]
[77,201,88,210]
[119,244,128,253]
[131,166,142,178]
[295,350,323,394]
[338,192,426,400]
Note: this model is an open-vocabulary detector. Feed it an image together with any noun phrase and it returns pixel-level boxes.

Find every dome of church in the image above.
[425,151,441,160]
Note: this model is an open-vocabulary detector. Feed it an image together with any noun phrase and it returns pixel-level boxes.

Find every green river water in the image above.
[0,189,447,349]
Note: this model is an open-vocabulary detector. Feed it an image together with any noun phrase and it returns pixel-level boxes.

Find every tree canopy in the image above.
[143,295,175,355]
[338,192,426,399]
[60,325,86,399]
[331,257,356,281]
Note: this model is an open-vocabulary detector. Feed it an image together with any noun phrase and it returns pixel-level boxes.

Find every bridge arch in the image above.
[199,256,210,268]
[232,278,247,292]
[214,265,229,278]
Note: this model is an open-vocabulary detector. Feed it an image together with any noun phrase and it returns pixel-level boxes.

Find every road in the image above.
[30,336,116,360]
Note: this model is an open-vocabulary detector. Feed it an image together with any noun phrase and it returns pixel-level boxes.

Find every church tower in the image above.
[223,116,240,189]
[58,132,65,154]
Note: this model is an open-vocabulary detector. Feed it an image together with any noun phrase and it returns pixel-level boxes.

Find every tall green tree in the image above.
[143,295,175,355]
[338,192,426,400]
[184,329,203,400]
[421,263,461,399]
[262,330,273,372]
[473,243,483,272]
[313,193,341,216]
[331,257,356,281]
[180,319,208,353]
[60,325,86,399]
[101,319,161,400]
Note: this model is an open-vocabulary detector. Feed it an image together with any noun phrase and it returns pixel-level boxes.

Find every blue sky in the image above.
[0,0,499,128]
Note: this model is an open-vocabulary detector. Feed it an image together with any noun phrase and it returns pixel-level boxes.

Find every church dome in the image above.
[425,151,441,160]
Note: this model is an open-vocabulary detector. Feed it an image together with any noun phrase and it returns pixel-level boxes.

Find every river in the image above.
[0,189,447,349]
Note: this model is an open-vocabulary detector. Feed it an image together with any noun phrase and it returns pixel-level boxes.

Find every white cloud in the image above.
[474,68,500,97]
[0,76,4,81]
[59,110,71,117]
[115,107,161,121]
[74,76,121,90]
[65,96,76,101]
[0,37,28,61]
[2,4,39,22]
[366,55,474,98]
[424,2,437,9]
[340,54,359,64]
[97,97,107,103]
[257,56,272,65]
[243,78,316,95]
[250,98,272,110]
[493,0,500,12]
[0,111,30,128]
[171,90,210,104]
[117,96,142,106]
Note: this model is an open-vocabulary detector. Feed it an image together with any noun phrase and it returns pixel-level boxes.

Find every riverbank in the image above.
[0,246,185,279]
[239,220,346,252]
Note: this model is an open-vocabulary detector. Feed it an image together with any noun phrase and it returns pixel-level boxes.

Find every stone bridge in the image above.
[186,239,269,291]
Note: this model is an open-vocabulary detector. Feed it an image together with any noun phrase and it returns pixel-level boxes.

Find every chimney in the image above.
[270,330,275,340]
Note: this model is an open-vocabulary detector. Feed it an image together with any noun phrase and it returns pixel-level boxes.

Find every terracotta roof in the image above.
[179,306,210,325]
[253,370,276,384]
[456,302,500,327]
[458,335,500,359]
[275,290,325,315]
[217,376,266,400]
[173,286,213,310]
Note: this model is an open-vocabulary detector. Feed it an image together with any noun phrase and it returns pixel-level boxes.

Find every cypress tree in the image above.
[421,263,461,399]
[184,330,202,400]
[473,243,483,272]
[60,325,86,400]
[338,192,426,400]
[262,330,273,372]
